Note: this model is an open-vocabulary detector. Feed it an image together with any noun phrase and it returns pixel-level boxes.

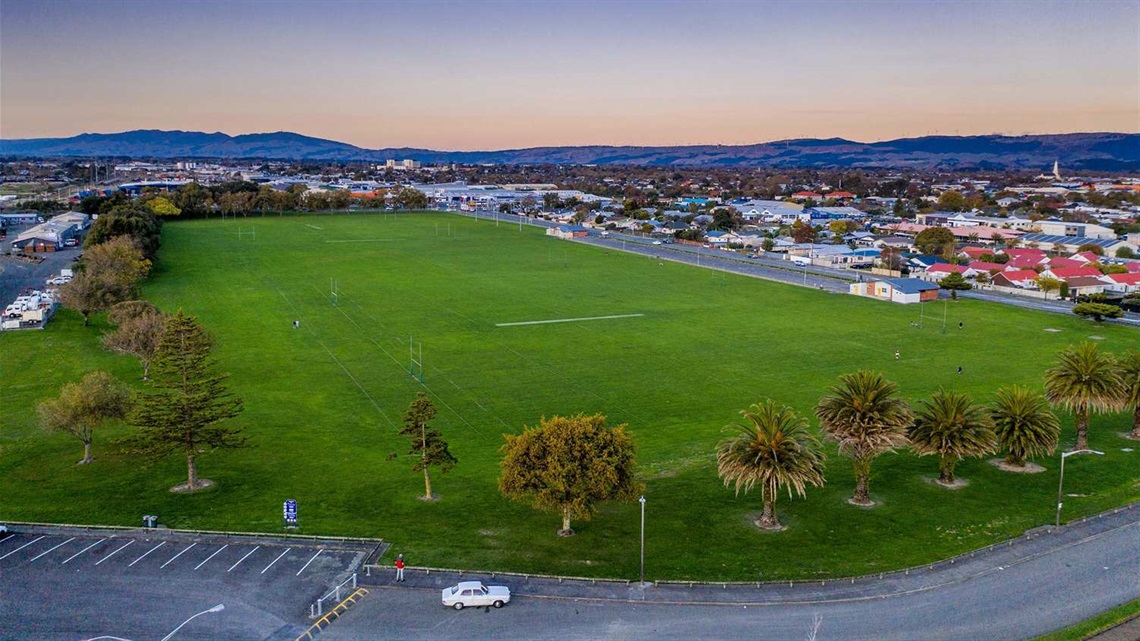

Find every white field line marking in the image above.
[324,239,394,243]
[62,539,105,564]
[195,544,228,570]
[161,543,197,569]
[296,549,323,576]
[305,224,324,230]
[0,536,46,562]
[128,541,166,567]
[228,545,260,572]
[495,313,645,327]
[95,540,134,565]
[27,537,75,563]
[261,549,289,574]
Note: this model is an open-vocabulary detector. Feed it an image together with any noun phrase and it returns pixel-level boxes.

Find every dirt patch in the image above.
[1121,432,1140,442]
[744,511,788,532]
[923,476,969,490]
[846,497,877,508]
[417,494,439,502]
[989,458,1047,474]
[169,478,215,493]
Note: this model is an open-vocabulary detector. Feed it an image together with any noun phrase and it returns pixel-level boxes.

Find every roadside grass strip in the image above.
[0,536,45,562]
[27,537,74,563]
[94,540,134,565]
[495,313,645,327]
[61,539,105,564]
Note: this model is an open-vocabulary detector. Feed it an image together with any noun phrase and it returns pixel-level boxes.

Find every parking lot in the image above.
[0,527,378,641]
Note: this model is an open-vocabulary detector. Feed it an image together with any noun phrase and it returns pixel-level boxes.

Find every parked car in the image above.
[46,276,70,285]
[652,240,662,245]
[441,581,510,609]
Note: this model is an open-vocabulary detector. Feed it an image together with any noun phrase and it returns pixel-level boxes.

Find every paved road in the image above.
[324,505,1140,641]
[0,526,378,641]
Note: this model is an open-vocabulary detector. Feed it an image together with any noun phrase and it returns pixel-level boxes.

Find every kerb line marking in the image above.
[496,313,645,327]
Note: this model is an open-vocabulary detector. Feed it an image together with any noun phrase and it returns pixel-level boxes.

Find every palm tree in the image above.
[815,370,913,506]
[991,386,1061,468]
[1118,350,1140,440]
[1044,343,1124,451]
[717,401,826,529]
[909,390,998,484]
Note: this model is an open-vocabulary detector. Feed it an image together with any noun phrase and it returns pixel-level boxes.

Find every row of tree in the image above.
[718,343,1138,530]
[40,308,246,491]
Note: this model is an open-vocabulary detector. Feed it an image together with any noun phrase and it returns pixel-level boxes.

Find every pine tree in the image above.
[127,310,246,491]
[398,392,457,500]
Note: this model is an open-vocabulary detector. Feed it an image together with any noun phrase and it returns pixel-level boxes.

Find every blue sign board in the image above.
[284,499,298,524]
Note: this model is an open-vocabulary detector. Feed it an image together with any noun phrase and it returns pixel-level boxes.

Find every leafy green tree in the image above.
[1118,350,1140,440]
[499,414,641,536]
[1116,247,1137,259]
[103,301,167,380]
[991,386,1061,468]
[915,227,956,255]
[717,401,826,530]
[1076,244,1104,256]
[791,220,817,243]
[815,371,913,506]
[38,371,132,465]
[1044,343,1124,451]
[909,390,997,484]
[394,187,428,210]
[938,272,971,299]
[144,196,182,217]
[398,392,457,500]
[60,236,151,326]
[127,311,246,491]
[1072,302,1124,322]
[85,203,162,260]
[1035,276,1061,300]
[937,191,966,212]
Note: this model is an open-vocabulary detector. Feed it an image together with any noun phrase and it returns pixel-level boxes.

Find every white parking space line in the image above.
[27,537,75,563]
[228,545,260,572]
[0,536,46,562]
[95,540,134,566]
[127,541,166,567]
[260,549,289,574]
[62,539,105,564]
[194,544,227,570]
[0,534,15,547]
[160,543,197,569]
[296,549,322,576]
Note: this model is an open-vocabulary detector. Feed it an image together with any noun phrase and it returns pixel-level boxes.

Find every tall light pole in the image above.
[638,495,646,587]
[159,604,225,641]
[1056,449,1104,527]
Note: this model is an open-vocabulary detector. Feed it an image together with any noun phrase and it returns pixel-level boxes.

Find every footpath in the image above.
[362,502,1138,607]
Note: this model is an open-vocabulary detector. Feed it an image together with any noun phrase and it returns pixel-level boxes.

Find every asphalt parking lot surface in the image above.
[0,527,377,641]
[0,245,78,311]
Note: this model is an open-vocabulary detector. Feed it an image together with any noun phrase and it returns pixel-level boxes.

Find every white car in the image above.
[441,581,510,609]
[652,240,662,245]
[46,276,71,285]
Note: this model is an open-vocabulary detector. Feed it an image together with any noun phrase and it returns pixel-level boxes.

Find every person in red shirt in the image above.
[395,554,405,582]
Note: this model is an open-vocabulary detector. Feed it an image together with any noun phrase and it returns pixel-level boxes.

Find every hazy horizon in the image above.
[2,0,1137,150]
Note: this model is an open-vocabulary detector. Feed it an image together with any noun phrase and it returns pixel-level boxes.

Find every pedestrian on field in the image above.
[395,554,405,582]
[957,366,963,375]
[958,321,963,329]
[894,349,900,360]
[293,320,300,329]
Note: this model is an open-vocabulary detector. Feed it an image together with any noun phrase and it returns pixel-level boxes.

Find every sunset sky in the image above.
[2,0,1137,150]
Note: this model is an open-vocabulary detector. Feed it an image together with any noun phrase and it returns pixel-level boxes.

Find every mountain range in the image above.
[2,130,1138,170]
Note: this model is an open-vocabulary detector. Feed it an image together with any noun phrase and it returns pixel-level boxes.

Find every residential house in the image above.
[547,225,589,239]
[849,278,940,304]
[1040,266,1105,281]
[1106,273,1140,293]
[1064,276,1113,297]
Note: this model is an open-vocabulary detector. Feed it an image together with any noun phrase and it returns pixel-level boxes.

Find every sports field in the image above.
[1,212,1137,581]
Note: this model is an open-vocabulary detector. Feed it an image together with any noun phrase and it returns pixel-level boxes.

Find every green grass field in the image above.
[2,212,1137,581]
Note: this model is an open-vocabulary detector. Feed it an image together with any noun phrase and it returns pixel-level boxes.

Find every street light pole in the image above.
[1056,449,1104,527]
[159,604,225,641]
[638,495,646,587]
